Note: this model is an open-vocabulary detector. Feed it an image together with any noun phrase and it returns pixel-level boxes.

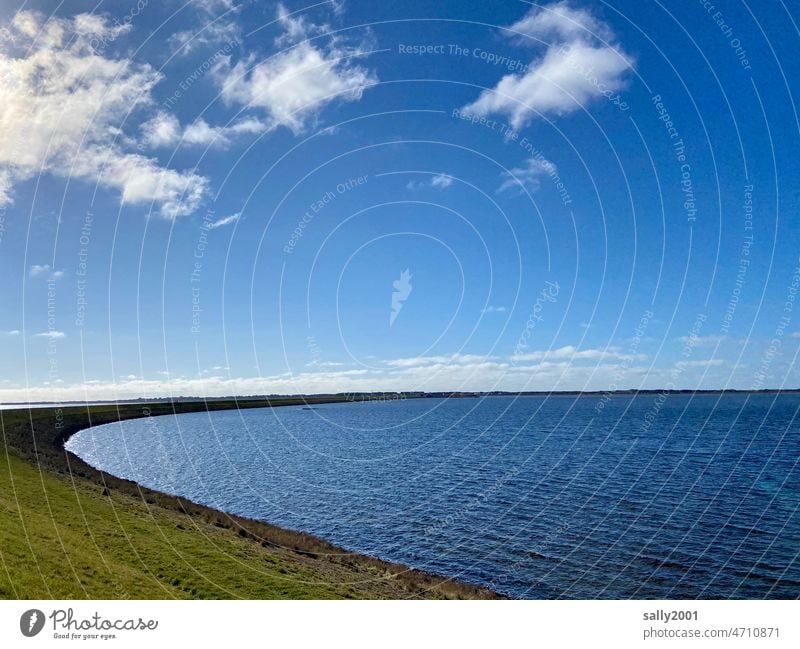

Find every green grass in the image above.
[0,401,499,600]
[0,451,360,599]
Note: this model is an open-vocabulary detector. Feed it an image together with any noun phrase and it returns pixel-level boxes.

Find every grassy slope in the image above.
[0,451,360,599]
[0,400,499,600]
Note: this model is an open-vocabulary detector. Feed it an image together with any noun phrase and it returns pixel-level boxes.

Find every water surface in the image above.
[66,394,800,598]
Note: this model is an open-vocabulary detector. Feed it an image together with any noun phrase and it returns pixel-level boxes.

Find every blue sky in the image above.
[1,0,799,400]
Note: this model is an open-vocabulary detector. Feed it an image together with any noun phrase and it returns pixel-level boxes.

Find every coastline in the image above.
[0,397,501,600]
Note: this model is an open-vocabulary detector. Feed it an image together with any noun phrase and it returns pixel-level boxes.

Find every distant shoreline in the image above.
[2,386,798,408]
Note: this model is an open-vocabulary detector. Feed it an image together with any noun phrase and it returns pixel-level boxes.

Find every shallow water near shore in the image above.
[66,394,800,598]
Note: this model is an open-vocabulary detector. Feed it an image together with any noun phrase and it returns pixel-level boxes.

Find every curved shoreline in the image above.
[1,397,502,599]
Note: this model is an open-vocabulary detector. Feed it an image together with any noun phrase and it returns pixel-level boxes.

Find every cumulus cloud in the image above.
[95,152,207,218]
[214,4,376,133]
[509,1,613,42]
[497,157,558,194]
[141,112,266,149]
[140,113,181,148]
[461,1,632,128]
[0,330,20,336]
[0,11,208,218]
[184,117,266,145]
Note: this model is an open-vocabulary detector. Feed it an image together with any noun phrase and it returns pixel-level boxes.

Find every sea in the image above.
[65,393,800,598]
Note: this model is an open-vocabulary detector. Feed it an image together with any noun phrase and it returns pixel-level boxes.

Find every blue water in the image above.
[66,394,800,598]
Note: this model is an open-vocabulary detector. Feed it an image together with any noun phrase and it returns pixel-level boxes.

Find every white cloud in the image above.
[185,119,232,146]
[73,12,131,46]
[430,173,454,189]
[169,0,241,55]
[142,113,266,149]
[95,152,208,219]
[0,168,12,204]
[509,1,612,42]
[140,113,181,148]
[214,5,376,133]
[0,330,20,336]
[0,362,671,401]
[498,157,558,194]
[29,264,65,280]
[481,306,508,313]
[511,345,646,363]
[386,353,498,368]
[677,334,727,347]
[676,359,725,368]
[0,348,761,401]
[207,212,241,229]
[384,347,647,370]
[275,3,329,46]
[307,361,346,368]
[12,11,40,39]
[34,331,66,339]
[462,1,632,128]
[170,22,239,56]
[0,11,208,218]
[407,173,454,191]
